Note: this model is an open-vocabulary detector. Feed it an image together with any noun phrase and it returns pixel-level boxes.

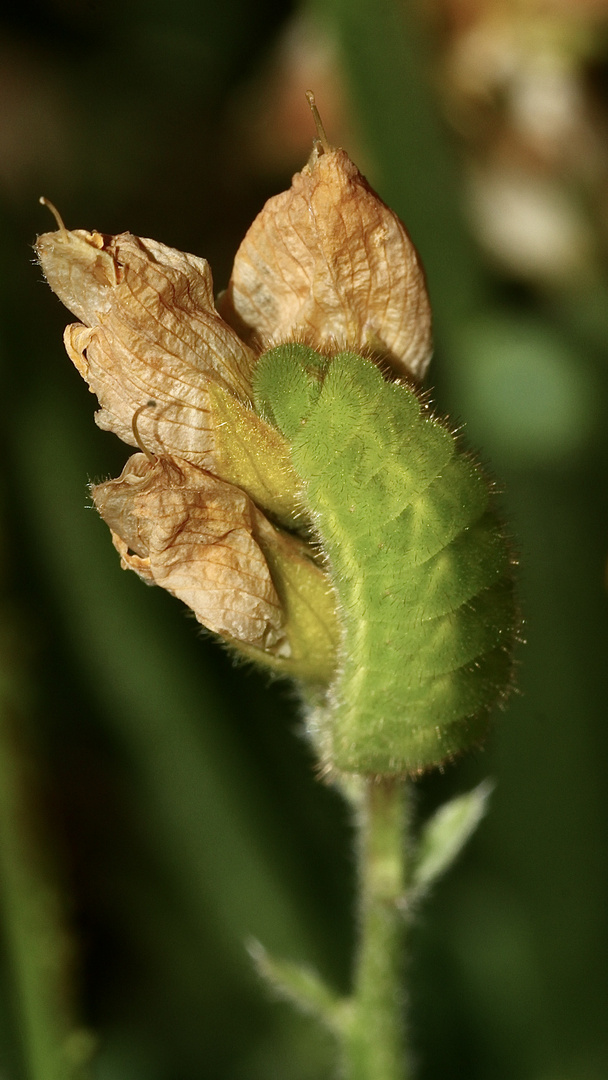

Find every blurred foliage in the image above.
[1,0,608,1078]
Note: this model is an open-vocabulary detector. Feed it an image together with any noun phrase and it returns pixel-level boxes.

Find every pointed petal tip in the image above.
[221,143,433,381]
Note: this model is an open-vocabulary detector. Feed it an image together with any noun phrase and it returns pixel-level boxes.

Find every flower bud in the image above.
[36,118,437,696]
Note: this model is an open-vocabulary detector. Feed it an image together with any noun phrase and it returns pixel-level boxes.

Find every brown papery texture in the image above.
[36,132,433,660]
[219,146,433,379]
[36,230,257,467]
[92,455,287,652]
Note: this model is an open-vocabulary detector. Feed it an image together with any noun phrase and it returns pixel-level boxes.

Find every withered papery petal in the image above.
[219,147,433,380]
[91,455,287,652]
[37,229,257,466]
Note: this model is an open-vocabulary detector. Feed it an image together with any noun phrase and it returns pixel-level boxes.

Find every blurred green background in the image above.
[1,1,608,1077]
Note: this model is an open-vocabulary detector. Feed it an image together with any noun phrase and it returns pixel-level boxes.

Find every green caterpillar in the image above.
[254,345,517,776]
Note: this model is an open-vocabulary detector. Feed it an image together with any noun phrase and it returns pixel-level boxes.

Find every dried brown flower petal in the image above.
[92,454,287,651]
[219,145,433,379]
[36,122,431,678]
[36,229,257,467]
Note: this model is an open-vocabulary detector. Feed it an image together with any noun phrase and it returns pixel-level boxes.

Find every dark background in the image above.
[1,1,608,1077]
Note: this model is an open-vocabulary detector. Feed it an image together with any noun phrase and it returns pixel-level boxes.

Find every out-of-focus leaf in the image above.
[450,314,598,467]
[413,781,494,896]
[0,622,94,1080]
[248,940,342,1028]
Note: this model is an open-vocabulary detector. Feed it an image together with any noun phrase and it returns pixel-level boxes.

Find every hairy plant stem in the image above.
[341,776,412,1080]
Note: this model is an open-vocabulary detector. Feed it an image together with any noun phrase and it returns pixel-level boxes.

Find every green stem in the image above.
[341,777,412,1080]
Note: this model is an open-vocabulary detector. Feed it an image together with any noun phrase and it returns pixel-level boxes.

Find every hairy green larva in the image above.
[254,345,518,775]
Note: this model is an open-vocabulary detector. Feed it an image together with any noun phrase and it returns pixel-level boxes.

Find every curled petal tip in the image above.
[39,196,69,238]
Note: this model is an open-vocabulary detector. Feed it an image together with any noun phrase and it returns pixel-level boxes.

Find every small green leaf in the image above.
[248,940,343,1032]
[413,780,494,894]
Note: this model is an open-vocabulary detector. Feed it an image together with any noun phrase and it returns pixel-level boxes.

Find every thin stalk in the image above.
[341,777,412,1080]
